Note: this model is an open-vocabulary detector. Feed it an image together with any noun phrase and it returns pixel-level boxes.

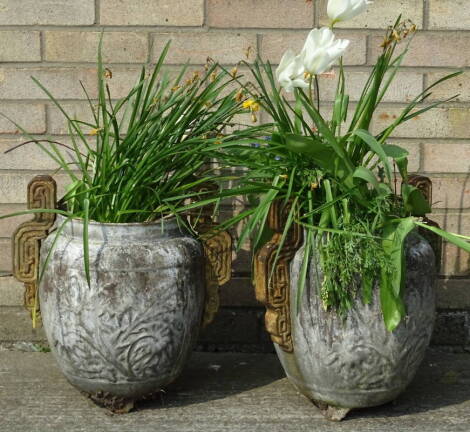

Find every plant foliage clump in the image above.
[318,218,393,317]
[5,40,256,227]
[216,17,470,331]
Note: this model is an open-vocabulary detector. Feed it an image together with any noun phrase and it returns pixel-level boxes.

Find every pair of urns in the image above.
[15,176,436,421]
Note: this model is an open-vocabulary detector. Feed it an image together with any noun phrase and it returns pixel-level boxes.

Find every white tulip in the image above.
[275,49,309,93]
[300,27,349,76]
[327,0,372,24]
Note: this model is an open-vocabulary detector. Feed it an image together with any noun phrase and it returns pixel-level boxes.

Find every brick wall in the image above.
[0,0,468,350]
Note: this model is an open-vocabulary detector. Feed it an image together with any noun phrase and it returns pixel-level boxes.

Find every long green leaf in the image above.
[83,198,91,286]
[353,166,381,193]
[353,129,392,184]
[379,217,416,331]
[416,221,470,253]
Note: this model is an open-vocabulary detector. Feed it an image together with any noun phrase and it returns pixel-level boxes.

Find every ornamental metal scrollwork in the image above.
[254,201,303,353]
[407,175,442,272]
[191,183,232,328]
[255,177,438,353]
[12,175,57,319]
[13,176,231,327]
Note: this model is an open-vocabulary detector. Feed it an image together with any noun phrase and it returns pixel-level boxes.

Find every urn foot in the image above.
[312,400,350,421]
[86,391,135,414]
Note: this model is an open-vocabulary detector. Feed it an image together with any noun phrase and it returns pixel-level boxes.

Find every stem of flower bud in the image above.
[314,75,320,112]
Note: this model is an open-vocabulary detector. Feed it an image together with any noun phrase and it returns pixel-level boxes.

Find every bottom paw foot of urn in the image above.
[312,399,351,421]
[85,391,136,414]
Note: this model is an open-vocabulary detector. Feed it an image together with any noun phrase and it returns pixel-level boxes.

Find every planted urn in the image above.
[7,39,252,410]
[215,1,470,421]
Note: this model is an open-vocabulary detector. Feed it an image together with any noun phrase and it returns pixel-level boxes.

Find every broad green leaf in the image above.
[379,271,406,331]
[297,90,354,173]
[378,182,392,197]
[383,143,409,181]
[283,133,336,167]
[379,217,416,331]
[382,217,416,297]
[353,166,381,192]
[402,183,431,216]
[383,144,409,160]
[281,132,353,185]
[353,129,392,184]
[416,221,470,253]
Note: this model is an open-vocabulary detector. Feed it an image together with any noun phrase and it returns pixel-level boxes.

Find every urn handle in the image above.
[406,175,442,272]
[254,200,303,353]
[12,175,57,320]
[190,182,232,327]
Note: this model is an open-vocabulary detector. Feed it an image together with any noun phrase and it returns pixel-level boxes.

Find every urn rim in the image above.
[55,214,191,242]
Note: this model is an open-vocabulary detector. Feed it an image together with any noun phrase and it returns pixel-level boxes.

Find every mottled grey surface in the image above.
[39,216,205,398]
[0,350,469,431]
[277,233,436,409]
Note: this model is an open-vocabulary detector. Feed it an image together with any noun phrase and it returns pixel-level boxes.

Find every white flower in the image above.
[275,49,309,92]
[300,27,349,75]
[327,0,372,24]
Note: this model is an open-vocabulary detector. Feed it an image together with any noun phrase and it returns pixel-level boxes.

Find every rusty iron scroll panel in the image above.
[254,176,439,353]
[12,176,232,328]
[190,183,232,328]
[254,201,303,353]
[12,175,57,319]
[407,175,442,272]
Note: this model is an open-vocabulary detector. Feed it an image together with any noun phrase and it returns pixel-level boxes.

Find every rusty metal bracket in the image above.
[191,183,232,328]
[254,201,303,353]
[12,175,57,320]
[407,175,442,272]
[12,175,231,327]
[254,176,440,352]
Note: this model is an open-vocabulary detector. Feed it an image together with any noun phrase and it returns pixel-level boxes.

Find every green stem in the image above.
[324,179,338,229]
[342,198,350,225]
[314,75,320,112]
[308,75,314,107]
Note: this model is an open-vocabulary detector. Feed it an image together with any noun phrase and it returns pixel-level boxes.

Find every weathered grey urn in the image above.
[39,215,205,401]
[276,233,436,418]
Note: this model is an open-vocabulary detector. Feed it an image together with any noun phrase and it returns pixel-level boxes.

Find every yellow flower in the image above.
[242,99,260,112]
[230,67,238,78]
[89,128,101,136]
